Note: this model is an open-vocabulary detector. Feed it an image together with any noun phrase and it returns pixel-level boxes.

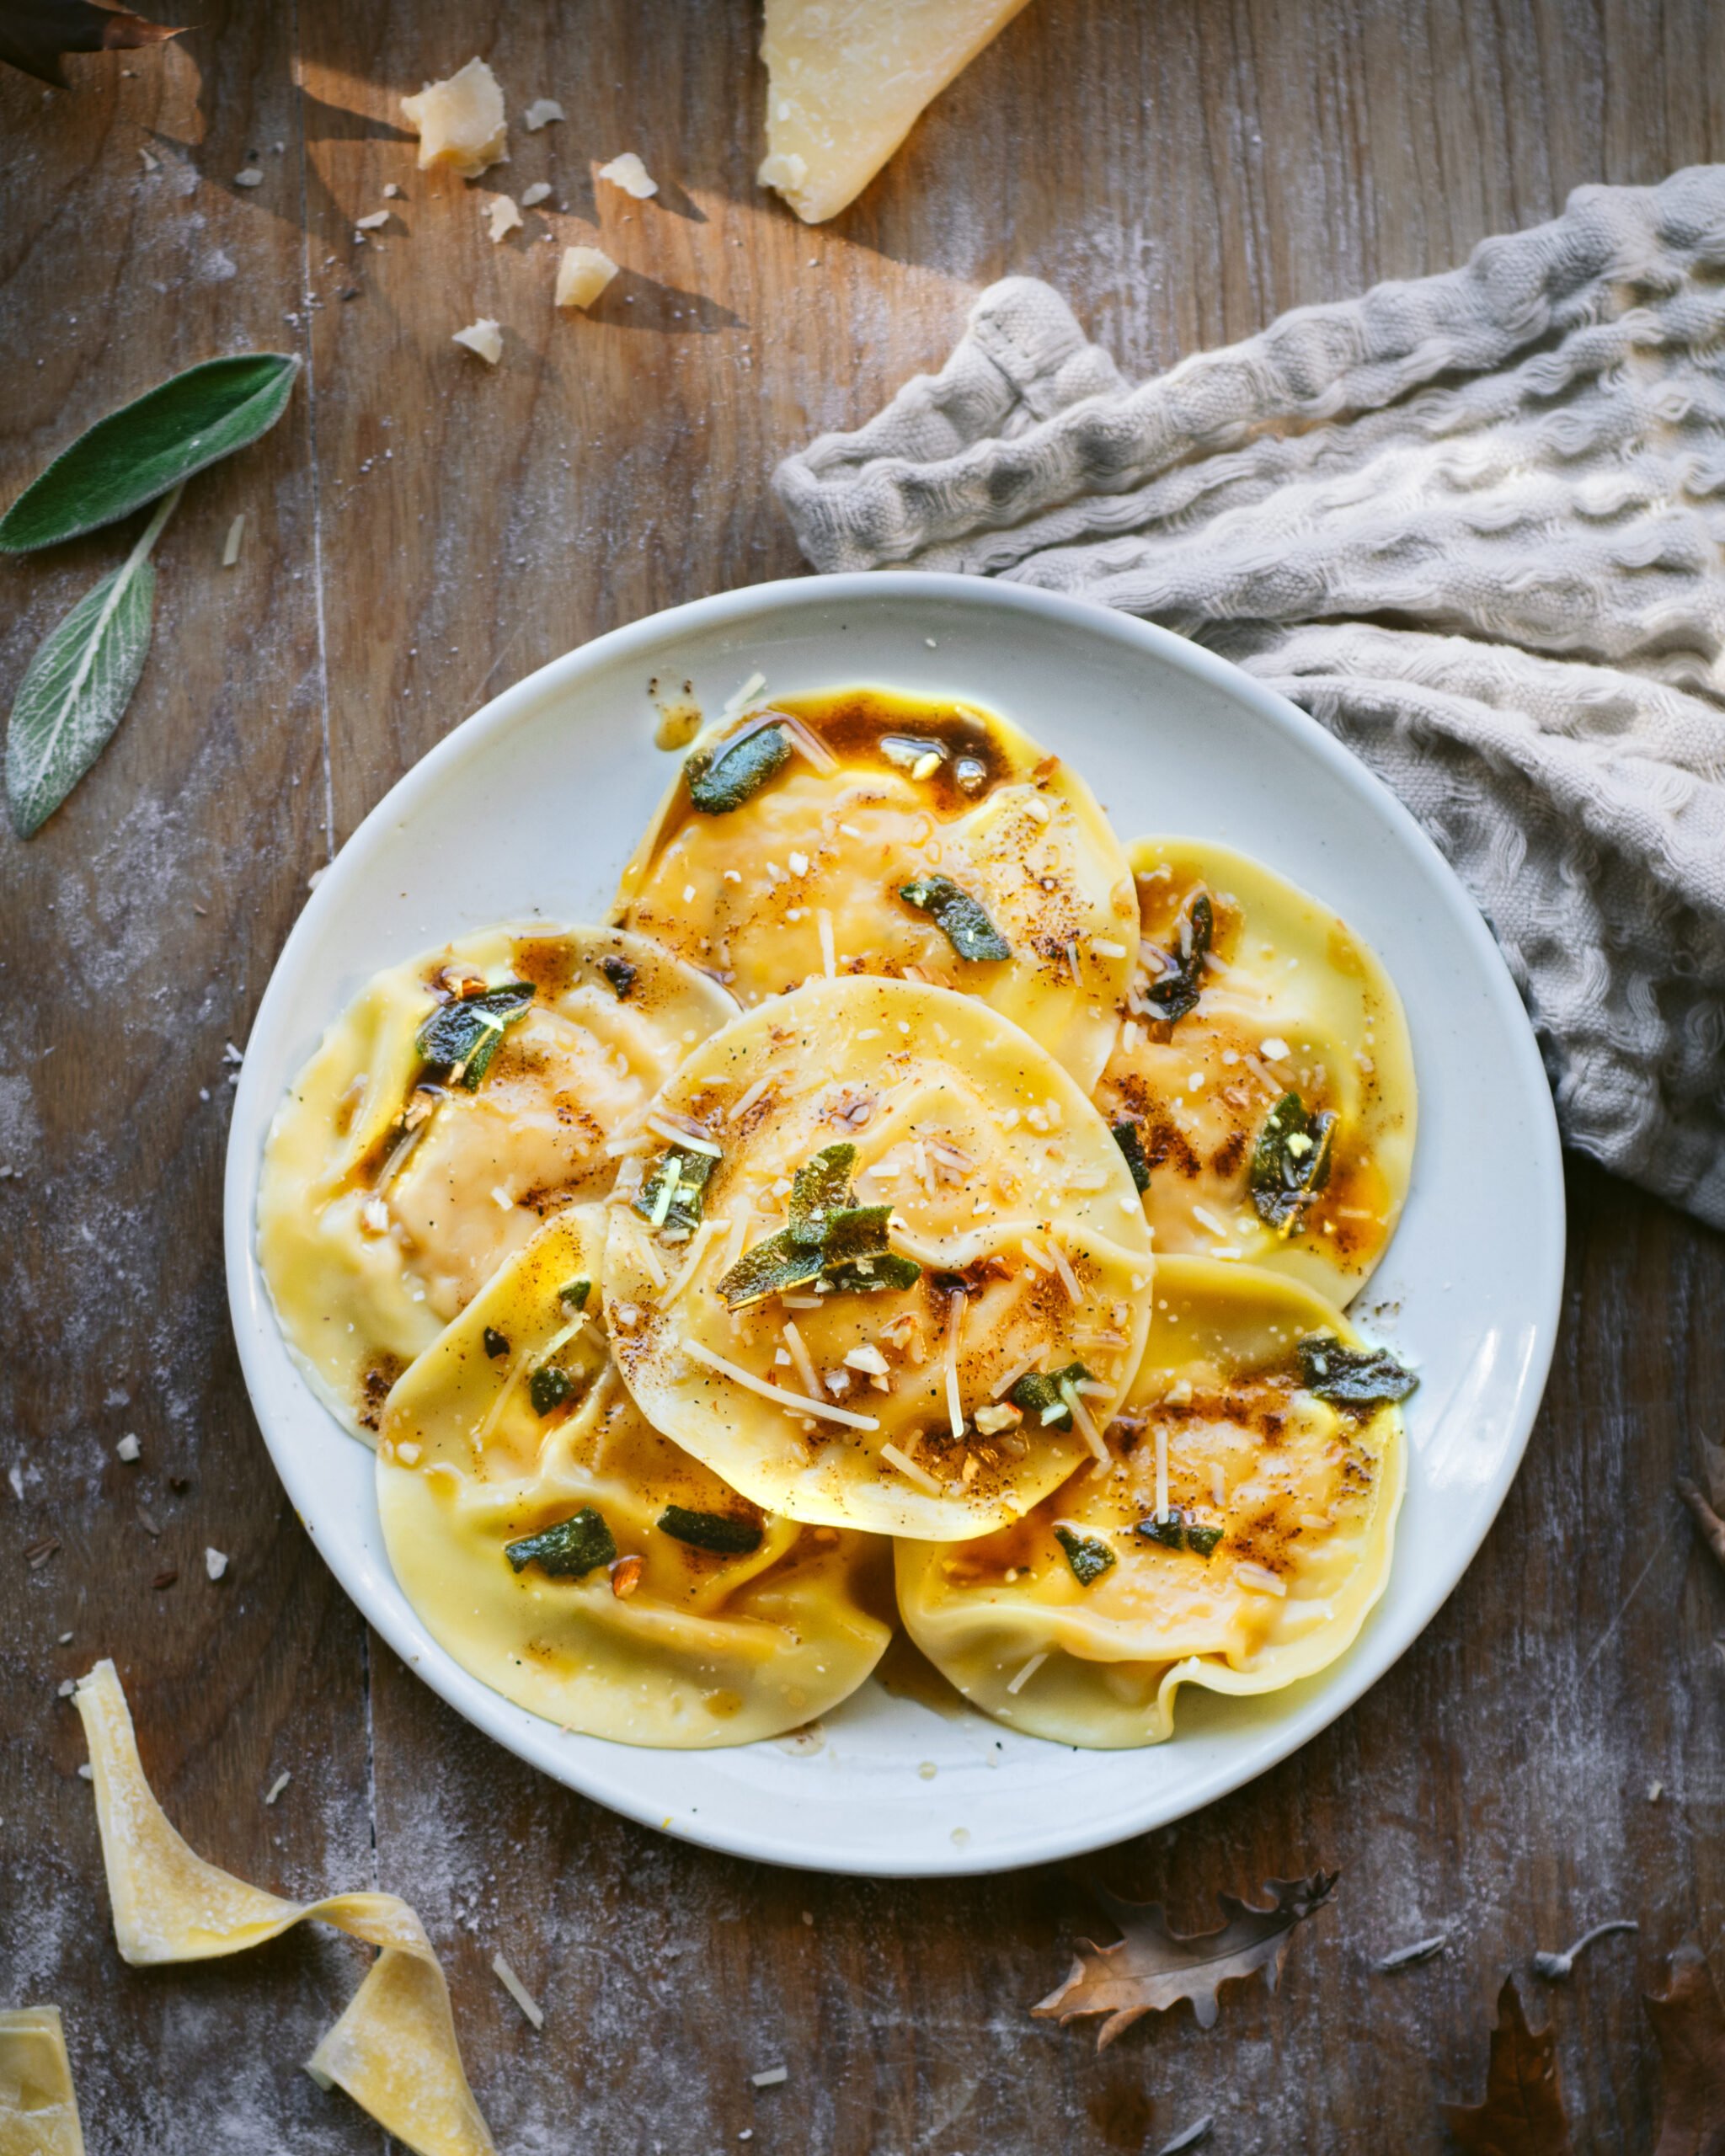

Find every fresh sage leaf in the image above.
[1141,888,1213,1022]
[1055,1525,1116,1586]
[414,981,535,1089]
[685,723,790,813]
[505,1506,616,1578]
[1295,1333,1418,1409]
[1134,1508,1224,1559]
[898,873,1011,963]
[1010,1364,1092,1431]
[6,481,180,837]
[634,1144,718,1240]
[658,1504,763,1556]
[0,354,301,554]
[1111,1119,1151,1193]
[1249,1091,1337,1234]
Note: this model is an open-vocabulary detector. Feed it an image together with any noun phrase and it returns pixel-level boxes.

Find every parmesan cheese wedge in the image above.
[758,0,1035,223]
[452,318,504,365]
[72,1661,496,2156]
[555,245,619,310]
[597,152,658,200]
[0,2008,84,2156]
[402,57,508,179]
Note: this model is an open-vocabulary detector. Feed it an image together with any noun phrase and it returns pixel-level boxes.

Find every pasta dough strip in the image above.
[0,2006,84,2156]
[72,1662,495,2156]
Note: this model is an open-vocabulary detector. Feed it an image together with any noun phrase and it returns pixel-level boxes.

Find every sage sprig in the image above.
[0,354,300,553]
[6,483,180,837]
[3,351,301,837]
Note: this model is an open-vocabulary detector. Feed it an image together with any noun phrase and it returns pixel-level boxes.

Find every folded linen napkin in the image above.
[775,169,1725,1230]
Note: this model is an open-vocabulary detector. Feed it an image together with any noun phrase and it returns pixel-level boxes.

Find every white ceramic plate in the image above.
[225,574,1564,1877]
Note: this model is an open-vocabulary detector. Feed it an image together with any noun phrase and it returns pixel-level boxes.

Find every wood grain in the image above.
[3,3,1722,2151]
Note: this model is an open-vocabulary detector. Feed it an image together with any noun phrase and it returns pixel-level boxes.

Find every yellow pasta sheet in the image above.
[72,1662,494,2156]
[0,2008,83,2156]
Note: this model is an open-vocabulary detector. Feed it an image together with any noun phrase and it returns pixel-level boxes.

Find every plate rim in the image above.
[223,569,1566,1877]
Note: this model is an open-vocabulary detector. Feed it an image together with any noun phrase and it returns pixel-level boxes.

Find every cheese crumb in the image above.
[490,1951,546,2029]
[264,1769,291,1805]
[555,244,619,310]
[402,57,508,179]
[598,151,658,199]
[521,180,552,207]
[750,2065,789,2088]
[382,182,403,198]
[522,98,565,131]
[452,318,504,365]
[234,168,264,188]
[204,1547,229,1581]
[221,512,245,567]
[355,209,391,231]
[116,1433,142,1462]
[483,194,523,242]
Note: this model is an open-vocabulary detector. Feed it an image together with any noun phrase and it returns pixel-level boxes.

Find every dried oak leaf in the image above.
[0,1,182,88]
[1442,1976,1573,2156]
[1033,1870,1338,2049]
[1646,1947,1725,2156]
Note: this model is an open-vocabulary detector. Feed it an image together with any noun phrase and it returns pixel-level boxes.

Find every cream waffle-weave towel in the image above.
[775,169,1725,1227]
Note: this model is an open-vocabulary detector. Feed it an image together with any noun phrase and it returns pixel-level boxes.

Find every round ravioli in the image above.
[603,976,1155,1540]
[377,1206,892,1748]
[1093,839,1416,1303]
[258,924,736,1439]
[895,1256,1408,1747]
[612,686,1137,1088]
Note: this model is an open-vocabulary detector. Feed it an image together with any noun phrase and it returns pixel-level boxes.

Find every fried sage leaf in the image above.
[789,1141,857,1239]
[1295,1334,1417,1409]
[528,1365,579,1417]
[1033,1870,1339,2049]
[415,981,535,1088]
[634,1144,718,1240]
[658,1505,763,1556]
[6,482,179,836]
[505,1505,616,1578]
[1141,889,1212,1022]
[717,1144,921,1306]
[558,1278,592,1310]
[598,953,636,999]
[1111,1119,1151,1193]
[1055,1525,1116,1586]
[1249,1091,1336,1233]
[0,354,300,553]
[685,722,790,813]
[898,873,1011,963]
[825,1252,922,1294]
[1134,1508,1224,1559]
[1011,1364,1092,1430]
[715,1225,826,1309]
[820,1204,894,1267]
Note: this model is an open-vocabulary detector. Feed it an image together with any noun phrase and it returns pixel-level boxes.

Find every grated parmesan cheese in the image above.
[402,58,509,178]
[880,1442,940,1495]
[681,1340,879,1430]
[451,318,504,365]
[598,151,658,199]
[522,99,564,131]
[490,1951,545,2030]
[556,244,618,309]
[1005,1649,1048,1696]
[483,194,523,242]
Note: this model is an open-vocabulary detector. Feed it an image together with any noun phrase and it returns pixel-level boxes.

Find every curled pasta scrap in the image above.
[895,1257,1408,1748]
[71,1662,494,2156]
[1094,838,1416,1305]
[0,2008,84,2156]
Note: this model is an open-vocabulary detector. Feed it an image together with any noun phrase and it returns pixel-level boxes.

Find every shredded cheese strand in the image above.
[681,1339,879,1430]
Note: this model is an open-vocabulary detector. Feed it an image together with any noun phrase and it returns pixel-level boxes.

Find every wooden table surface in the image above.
[3,3,1722,2150]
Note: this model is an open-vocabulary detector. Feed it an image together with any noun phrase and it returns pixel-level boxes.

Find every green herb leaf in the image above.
[598,953,637,1000]
[1,355,300,554]
[1295,1333,1418,1409]
[5,481,181,837]
[1134,1508,1224,1558]
[1055,1525,1116,1586]
[825,1252,922,1295]
[715,1225,826,1309]
[685,723,790,813]
[658,1504,764,1556]
[1142,889,1213,1022]
[898,873,1011,963]
[1249,1091,1337,1234]
[789,1141,856,1241]
[1111,1119,1151,1193]
[483,1326,510,1360]
[505,1506,616,1578]
[415,981,535,1089]
[820,1204,894,1267]
[633,1144,718,1240]
[528,1365,577,1417]
[1010,1364,1092,1431]
[558,1278,591,1310]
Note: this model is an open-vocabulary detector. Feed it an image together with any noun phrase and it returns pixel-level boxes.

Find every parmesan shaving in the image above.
[521,181,552,208]
[598,151,658,199]
[726,1073,772,1124]
[489,1951,545,2030]
[681,1340,879,1430]
[1058,1379,1108,1465]
[816,907,836,979]
[1155,1426,1169,1521]
[1047,1239,1083,1303]
[522,99,564,131]
[402,57,508,179]
[943,1291,966,1440]
[72,1661,496,2155]
[1235,1562,1288,1598]
[1004,1649,1048,1697]
[451,318,504,365]
[221,512,245,566]
[660,1220,717,1306]
[647,1115,722,1156]
[990,1347,1043,1401]
[555,244,618,310]
[880,1442,941,1495]
[782,1320,820,1399]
